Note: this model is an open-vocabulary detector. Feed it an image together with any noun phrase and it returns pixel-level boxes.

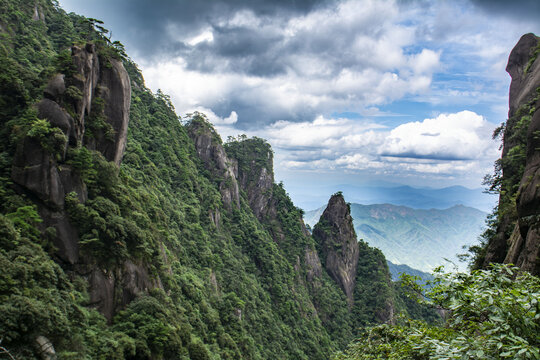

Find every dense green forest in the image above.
[1,1,538,359]
[334,264,540,360]
[0,1,437,359]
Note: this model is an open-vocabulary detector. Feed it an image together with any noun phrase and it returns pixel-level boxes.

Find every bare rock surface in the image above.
[305,248,323,283]
[187,118,240,211]
[485,33,540,274]
[94,58,131,164]
[312,193,359,305]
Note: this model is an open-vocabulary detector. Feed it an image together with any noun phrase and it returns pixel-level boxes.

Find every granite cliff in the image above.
[312,193,396,324]
[483,33,540,274]
[312,194,359,305]
[8,39,159,321]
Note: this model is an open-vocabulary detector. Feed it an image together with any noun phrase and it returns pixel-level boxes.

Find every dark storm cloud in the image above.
[181,25,289,76]
[62,0,328,61]
[471,0,540,23]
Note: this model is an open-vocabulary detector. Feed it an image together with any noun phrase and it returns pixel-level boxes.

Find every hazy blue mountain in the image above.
[305,203,487,272]
[289,183,497,213]
[386,261,433,283]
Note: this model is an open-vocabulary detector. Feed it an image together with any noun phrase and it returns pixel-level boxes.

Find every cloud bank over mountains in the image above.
[217,110,498,180]
[60,0,539,187]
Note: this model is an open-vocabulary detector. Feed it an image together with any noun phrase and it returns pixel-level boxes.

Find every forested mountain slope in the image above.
[0,1,434,359]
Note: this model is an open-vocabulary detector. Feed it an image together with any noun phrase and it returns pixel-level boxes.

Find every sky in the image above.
[59,0,540,209]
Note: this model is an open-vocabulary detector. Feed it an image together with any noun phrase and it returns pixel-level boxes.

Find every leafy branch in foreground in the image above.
[334,264,540,360]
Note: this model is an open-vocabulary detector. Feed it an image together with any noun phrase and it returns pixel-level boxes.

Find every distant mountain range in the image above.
[289,184,497,213]
[386,261,433,283]
[305,203,487,272]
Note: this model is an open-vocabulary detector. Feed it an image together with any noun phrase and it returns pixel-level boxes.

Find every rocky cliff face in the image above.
[224,137,275,221]
[9,42,155,320]
[186,117,240,214]
[312,193,359,305]
[12,43,130,264]
[483,33,540,274]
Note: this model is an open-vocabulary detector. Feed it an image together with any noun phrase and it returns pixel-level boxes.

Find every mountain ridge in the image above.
[305,202,487,272]
[288,183,497,212]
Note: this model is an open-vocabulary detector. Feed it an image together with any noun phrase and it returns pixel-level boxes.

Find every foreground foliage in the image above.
[334,264,540,360]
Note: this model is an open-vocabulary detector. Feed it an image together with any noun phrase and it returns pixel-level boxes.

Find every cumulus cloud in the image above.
[253,111,498,180]
[380,111,497,160]
[139,0,445,127]
[263,116,385,149]
[58,0,535,186]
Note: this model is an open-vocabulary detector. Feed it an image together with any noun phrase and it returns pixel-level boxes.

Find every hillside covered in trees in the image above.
[0,1,438,359]
[1,1,539,359]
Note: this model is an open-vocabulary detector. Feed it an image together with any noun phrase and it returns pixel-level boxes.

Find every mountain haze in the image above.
[289,183,497,213]
[386,261,433,282]
[336,33,540,359]
[305,203,487,271]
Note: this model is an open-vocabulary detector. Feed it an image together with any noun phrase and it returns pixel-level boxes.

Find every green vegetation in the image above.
[334,264,540,360]
[0,1,381,358]
[469,86,540,268]
[352,241,395,326]
[3,2,534,360]
[524,42,540,75]
[0,213,138,360]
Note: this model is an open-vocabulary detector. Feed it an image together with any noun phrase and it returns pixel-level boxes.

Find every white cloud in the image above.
[135,0,528,188]
[380,111,497,160]
[187,29,214,46]
[141,0,444,126]
[410,49,441,75]
[262,116,385,149]
[249,111,499,182]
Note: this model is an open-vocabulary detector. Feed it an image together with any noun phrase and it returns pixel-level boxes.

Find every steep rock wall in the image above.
[225,137,275,220]
[12,43,130,264]
[9,42,156,320]
[186,117,240,213]
[484,33,540,274]
[312,193,359,305]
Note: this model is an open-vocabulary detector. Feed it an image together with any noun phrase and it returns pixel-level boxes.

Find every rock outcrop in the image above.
[11,43,131,265]
[34,335,56,360]
[71,43,100,142]
[90,57,131,165]
[186,117,240,212]
[483,33,540,274]
[10,42,144,320]
[228,138,275,221]
[305,248,323,283]
[87,260,160,321]
[312,193,359,305]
